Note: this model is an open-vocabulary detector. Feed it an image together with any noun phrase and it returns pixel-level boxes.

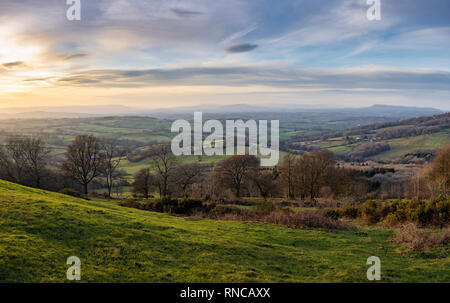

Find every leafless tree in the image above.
[250,169,280,199]
[279,152,297,199]
[23,138,51,188]
[292,150,335,200]
[148,143,177,197]
[214,155,259,197]
[132,168,155,199]
[101,139,128,198]
[0,137,50,187]
[1,137,28,183]
[173,163,204,197]
[62,135,104,194]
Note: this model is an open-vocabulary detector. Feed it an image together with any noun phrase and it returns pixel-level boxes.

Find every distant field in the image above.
[294,130,449,161]
[372,130,450,160]
[0,180,448,282]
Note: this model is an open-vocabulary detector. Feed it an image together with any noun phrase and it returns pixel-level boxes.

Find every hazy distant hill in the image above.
[0,104,443,120]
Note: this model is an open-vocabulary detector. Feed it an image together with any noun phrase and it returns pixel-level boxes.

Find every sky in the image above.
[0,0,449,110]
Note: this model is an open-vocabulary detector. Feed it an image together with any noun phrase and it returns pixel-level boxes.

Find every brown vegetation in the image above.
[394,224,449,251]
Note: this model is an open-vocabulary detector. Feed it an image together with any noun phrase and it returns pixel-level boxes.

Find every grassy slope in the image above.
[371,130,450,160]
[0,180,448,283]
[309,130,449,160]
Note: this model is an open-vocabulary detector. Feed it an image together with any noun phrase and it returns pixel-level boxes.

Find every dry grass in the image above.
[263,210,357,231]
[394,223,450,251]
[204,209,357,231]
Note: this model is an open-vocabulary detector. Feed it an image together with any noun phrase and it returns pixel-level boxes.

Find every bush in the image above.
[382,197,449,227]
[208,205,243,219]
[177,198,203,214]
[340,205,358,219]
[254,200,275,215]
[118,199,143,209]
[143,196,203,214]
[264,210,356,231]
[59,188,87,200]
[359,200,381,224]
[394,224,450,251]
[144,196,178,213]
[321,208,340,220]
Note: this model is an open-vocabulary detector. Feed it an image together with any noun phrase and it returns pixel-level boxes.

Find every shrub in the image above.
[382,197,449,227]
[321,208,340,220]
[359,200,381,224]
[177,198,203,214]
[142,197,203,214]
[118,199,143,210]
[394,224,450,251]
[264,210,356,231]
[254,200,275,215]
[59,188,87,200]
[208,205,243,219]
[384,213,401,227]
[340,205,358,219]
[144,196,178,213]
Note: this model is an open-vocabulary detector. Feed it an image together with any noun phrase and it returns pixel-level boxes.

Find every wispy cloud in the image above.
[221,24,258,44]
[0,0,449,109]
[171,8,204,18]
[226,43,258,54]
[1,61,26,70]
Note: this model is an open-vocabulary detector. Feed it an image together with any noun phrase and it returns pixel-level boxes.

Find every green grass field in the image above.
[0,180,448,282]
[299,130,449,160]
[372,130,450,160]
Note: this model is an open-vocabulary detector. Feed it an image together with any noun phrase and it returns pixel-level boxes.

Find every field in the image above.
[372,130,450,160]
[0,180,448,282]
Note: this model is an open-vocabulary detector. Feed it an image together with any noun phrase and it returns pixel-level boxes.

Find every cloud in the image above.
[52,65,450,93]
[226,43,258,53]
[221,24,257,44]
[171,8,204,18]
[57,54,88,61]
[1,61,26,70]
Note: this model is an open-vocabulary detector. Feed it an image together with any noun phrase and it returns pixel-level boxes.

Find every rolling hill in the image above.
[287,112,450,162]
[0,180,448,282]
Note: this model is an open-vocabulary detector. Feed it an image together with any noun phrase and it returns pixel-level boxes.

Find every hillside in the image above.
[0,180,448,282]
[286,112,450,162]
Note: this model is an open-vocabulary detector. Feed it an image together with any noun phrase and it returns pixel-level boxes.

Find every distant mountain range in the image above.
[0,104,444,120]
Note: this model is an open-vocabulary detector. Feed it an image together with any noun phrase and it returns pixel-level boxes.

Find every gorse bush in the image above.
[358,200,381,225]
[350,196,449,227]
[340,205,359,219]
[386,196,449,227]
[321,208,340,220]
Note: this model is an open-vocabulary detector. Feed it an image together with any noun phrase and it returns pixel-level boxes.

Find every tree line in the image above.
[0,135,127,197]
[0,134,448,202]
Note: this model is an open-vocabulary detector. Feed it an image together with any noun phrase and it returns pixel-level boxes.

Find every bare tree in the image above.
[148,143,177,197]
[0,137,28,183]
[293,150,335,200]
[23,138,51,188]
[174,163,204,197]
[101,139,128,198]
[426,144,450,196]
[250,169,280,199]
[279,152,297,199]
[62,135,103,194]
[132,168,155,199]
[214,155,259,197]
